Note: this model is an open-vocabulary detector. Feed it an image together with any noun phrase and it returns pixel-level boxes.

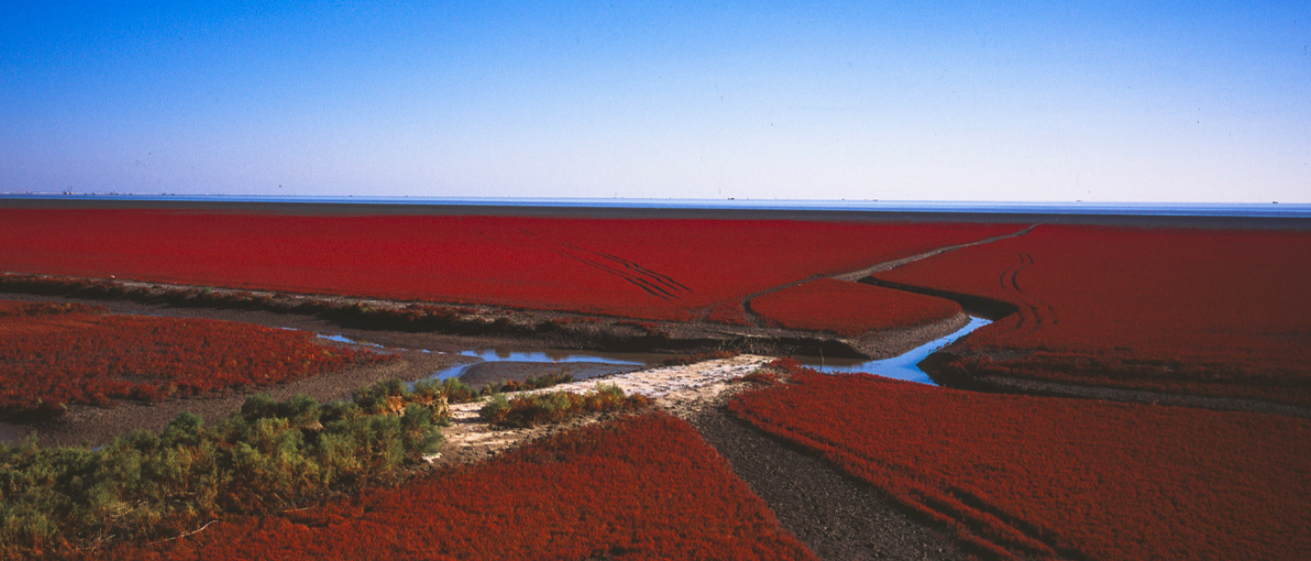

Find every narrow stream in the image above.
[315,318,993,390]
[794,316,992,385]
[310,331,660,388]
[424,349,657,388]
[283,320,995,389]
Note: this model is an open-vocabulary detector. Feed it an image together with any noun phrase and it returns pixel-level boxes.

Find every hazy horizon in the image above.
[3,2,1308,203]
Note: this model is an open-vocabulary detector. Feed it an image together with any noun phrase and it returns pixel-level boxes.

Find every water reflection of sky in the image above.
[319,318,991,386]
[428,350,650,382]
[796,316,991,385]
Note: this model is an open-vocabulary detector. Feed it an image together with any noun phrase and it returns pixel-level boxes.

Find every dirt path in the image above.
[830,223,1041,281]
[687,405,972,561]
[731,223,1040,329]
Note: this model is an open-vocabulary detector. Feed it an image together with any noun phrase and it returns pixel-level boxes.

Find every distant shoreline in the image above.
[3,194,1310,229]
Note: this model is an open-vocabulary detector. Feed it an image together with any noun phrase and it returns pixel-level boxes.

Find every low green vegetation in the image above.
[0,381,451,554]
[479,384,651,428]
[483,371,574,393]
[0,376,647,557]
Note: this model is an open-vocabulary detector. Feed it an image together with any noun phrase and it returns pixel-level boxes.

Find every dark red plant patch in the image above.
[0,209,1016,328]
[89,413,817,561]
[729,364,1311,561]
[0,300,385,416]
[875,225,1311,404]
[751,279,961,337]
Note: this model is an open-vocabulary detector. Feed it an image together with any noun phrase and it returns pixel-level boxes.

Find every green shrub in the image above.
[483,371,574,394]
[0,389,445,556]
[479,393,511,425]
[480,384,651,428]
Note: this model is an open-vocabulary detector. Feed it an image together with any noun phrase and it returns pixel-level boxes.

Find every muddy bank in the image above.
[456,361,642,390]
[0,280,950,360]
[919,351,1311,419]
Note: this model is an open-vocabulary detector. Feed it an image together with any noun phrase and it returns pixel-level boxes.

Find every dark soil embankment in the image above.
[919,351,1311,419]
[455,361,643,390]
[0,274,954,359]
[687,404,969,561]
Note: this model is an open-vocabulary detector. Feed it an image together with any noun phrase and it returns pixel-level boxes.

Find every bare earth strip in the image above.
[830,223,1040,281]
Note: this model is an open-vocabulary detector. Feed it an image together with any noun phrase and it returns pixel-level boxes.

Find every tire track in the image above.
[500,224,694,302]
[556,250,682,300]
[994,251,1057,337]
[558,243,692,300]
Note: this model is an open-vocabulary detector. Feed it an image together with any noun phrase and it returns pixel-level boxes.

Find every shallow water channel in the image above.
[425,349,660,388]
[793,316,992,385]
[315,316,990,389]
[310,332,662,389]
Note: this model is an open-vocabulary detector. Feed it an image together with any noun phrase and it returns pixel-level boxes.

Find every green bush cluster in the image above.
[479,384,651,428]
[483,371,574,393]
[354,377,481,413]
[0,385,447,554]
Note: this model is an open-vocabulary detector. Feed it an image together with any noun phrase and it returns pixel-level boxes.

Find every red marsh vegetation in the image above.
[751,279,961,337]
[875,225,1311,404]
[0,300,384,416]
[90,412,817,561]
[0,208,1016,326]
[730,362,1311,561]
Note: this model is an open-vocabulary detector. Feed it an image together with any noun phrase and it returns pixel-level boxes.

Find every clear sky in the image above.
[2,1,1307,202]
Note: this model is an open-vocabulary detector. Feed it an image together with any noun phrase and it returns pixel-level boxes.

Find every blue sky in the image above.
[2,1,1307,202]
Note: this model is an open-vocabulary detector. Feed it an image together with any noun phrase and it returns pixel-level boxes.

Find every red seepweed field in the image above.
[0,208,1017,329]
[89,412,817,561]
[730,362,1311,561]
[0,300,383,415]
[5,206,1310,559]
[875,224,1311,404]
[751,278,961,337]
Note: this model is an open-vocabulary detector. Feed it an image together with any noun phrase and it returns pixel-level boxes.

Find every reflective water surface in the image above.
[794,316,992,385]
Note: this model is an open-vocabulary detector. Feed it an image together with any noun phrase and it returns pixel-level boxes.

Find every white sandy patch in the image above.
[435,354,775,465]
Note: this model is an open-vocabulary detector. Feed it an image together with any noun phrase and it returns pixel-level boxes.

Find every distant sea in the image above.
[3,194,1310,218]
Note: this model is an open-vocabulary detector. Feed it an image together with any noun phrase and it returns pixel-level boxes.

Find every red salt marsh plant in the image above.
[0,208,1017,326]
[750,278,961,337]
[0,300,385,416]
[875,225,1311,404]
[86,413,817,561]
[730,363,1311,560]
